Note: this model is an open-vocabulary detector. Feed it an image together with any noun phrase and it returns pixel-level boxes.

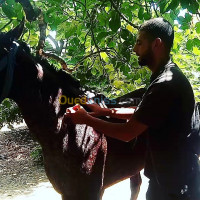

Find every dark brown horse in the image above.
[0,24,146,200]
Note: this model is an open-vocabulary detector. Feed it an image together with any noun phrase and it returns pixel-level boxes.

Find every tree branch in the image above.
[36,12,70,72]
[41,52,72,73]
[90,9,100,52]
[110,0,139,29]
[151,0,159,17]
[36,12,47,56]
[144,0,150,14]
[15,0,39,21]
[74,48,114,71]
[72,0,78,20]
[73,0,86,9]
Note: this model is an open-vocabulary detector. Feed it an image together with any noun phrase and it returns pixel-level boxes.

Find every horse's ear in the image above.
[4,20,24,41]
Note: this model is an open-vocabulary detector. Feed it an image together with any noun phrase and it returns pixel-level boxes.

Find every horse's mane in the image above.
[35,55,81,90]
[18,41,83,97]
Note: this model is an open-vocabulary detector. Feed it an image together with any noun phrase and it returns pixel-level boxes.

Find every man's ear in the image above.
[152,38,163,51]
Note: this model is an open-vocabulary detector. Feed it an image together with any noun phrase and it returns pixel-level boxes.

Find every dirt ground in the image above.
[0,126,49,199]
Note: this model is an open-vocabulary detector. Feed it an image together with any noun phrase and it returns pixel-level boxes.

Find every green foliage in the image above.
[0,0,200,125]
[30,146,43,165]
[0,99,23,129]
[109,11,121,32]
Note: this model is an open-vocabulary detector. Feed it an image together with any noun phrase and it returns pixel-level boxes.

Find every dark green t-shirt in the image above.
[134,60,200,192]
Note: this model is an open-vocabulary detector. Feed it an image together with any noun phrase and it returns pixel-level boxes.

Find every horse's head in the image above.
[0,21,32,103]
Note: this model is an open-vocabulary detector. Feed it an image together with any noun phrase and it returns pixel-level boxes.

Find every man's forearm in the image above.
[67,107,148,141]
[92,107,135,120]
[86,114,137,142]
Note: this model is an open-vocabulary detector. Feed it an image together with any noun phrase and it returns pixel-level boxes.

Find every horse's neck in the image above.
[13,76,66,144]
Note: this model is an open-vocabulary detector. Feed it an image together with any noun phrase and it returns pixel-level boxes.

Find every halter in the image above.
[0,41,19,103]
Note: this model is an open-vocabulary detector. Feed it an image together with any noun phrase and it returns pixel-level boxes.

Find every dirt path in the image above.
[0,126,55,199]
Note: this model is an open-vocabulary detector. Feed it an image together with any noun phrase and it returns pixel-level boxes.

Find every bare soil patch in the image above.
[0,126,48,199]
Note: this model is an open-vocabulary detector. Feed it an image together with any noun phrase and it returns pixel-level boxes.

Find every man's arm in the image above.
[84,103,137,120]
[66,108,148,142]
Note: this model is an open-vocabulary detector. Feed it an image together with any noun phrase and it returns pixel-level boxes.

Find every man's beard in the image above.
[138,50,153,66]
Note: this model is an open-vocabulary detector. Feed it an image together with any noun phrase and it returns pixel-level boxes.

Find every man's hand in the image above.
[65,105,88,124]
[86,103,109,117]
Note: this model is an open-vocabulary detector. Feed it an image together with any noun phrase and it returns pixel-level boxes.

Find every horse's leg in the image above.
[61,187,102,200]
[130,173,142,200]
[43,151,104,200]
[58,175,103,200]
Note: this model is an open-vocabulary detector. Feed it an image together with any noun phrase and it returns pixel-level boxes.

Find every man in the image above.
[66,18,200,200]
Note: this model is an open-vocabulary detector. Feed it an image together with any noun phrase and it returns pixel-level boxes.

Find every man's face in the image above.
[133,31,154,66]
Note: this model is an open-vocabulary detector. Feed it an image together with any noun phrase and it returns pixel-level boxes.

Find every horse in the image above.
[0,23,146,200]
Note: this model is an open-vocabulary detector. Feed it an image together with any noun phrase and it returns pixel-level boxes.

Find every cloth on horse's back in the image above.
[61,116,107,175]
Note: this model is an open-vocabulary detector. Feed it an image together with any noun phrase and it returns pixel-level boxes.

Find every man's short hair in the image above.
[139,18,174,52]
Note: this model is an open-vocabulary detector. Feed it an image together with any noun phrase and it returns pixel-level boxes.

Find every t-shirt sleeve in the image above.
[133,83,176,129]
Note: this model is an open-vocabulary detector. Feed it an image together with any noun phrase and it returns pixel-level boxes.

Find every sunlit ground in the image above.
[103,172,149,200]
[1,172,149,200]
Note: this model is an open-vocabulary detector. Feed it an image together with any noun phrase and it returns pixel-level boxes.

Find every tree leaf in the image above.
[91,67,97,75]
[167,0,180,11]
[186,39,193,51]
[185,13,192,22]
[186,38,200,51]
[109,11,121,32]
[113,80,124,89]
[2,4,16,19]
[143,12,151,20]
[105,64,114,72]
[188,0,199,14]
[126,24,134,33]
[193,46,200,55]
[193,38,200,48]
[180,0,189,9]
[100,52,109,62]
[96,32,110,42]
[120,65,130,76]
[195,22,200,34]
[138,7,144,20]
[120,29,131,40]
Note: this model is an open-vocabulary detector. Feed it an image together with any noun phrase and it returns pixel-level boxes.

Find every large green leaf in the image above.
[188,0,199,14]
[2,3,17,19]
[96,32,110,42]
[120,28,134,43]
[186,39,194,51]
[178,16,191,30]
[109,10,121,32]
[143,12,151,20]
[167,0,180,11]
[138,7,144,20]
[180,0,189,9]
